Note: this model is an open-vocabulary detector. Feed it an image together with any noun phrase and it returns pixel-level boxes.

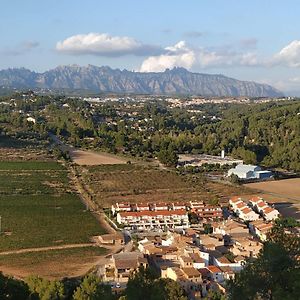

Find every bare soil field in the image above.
[245,178,300,202]
[0,246,107,279]
[245,178,300,220]
[70,149,127,165]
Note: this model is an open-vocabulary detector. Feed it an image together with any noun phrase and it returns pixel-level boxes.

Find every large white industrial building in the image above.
[228,164,272,180]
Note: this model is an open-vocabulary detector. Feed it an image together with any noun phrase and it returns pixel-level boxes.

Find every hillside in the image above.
[0,65,283,97]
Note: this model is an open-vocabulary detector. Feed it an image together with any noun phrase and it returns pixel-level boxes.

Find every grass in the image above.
[0,161,106,252]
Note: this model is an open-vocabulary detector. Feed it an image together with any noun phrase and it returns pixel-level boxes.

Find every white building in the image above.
[228,164,272,180]
[229,197,259,221]
[116,209,189,230]
[261,207,280,221]
[26,116,36,124]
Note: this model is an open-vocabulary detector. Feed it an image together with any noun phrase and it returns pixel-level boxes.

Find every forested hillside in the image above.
[0,94,299,171]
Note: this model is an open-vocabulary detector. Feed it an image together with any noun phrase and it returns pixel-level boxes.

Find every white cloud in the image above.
[56,33,162,57]
[140,41,258,72]
[273,40,300,67]
[140,41,195,72]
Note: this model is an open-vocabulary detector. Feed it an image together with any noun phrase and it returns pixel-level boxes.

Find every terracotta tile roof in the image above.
[263,207,277,214]
[119,209,187,218]
[230,197,241,203]
[241,207,252,214]
[250,196,263,203]
[257,201,267,208]
[207,265,222,273]
[236,202,246,209]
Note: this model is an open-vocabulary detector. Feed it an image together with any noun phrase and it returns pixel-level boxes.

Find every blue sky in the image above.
[1,0,300,93]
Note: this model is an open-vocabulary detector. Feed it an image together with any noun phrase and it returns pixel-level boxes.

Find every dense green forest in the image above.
[0,93,299,171]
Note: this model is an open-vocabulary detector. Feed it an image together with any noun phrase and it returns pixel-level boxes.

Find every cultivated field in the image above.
[80,164,250,207]
[0,161,106,252]
[0,159,108,278]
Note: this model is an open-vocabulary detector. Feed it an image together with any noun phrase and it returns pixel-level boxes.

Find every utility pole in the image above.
[0,216,2,234]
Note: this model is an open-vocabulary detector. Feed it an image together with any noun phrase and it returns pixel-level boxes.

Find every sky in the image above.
[1,0,300,94]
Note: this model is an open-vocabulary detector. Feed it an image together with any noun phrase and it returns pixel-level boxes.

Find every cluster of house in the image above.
[100,216,270,299]
[112,201,223,231]
[229,196,280,221]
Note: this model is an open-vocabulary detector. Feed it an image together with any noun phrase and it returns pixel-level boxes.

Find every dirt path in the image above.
[69,165,116,234]
[0,243,95,256]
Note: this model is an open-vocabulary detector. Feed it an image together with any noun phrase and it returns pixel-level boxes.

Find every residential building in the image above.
[116,209,189,230]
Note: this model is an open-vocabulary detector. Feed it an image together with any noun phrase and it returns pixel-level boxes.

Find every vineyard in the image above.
[0,161,105,252]
[80,164,249,207]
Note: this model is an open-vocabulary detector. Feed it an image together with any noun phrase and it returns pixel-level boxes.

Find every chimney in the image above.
[221,150,225,159]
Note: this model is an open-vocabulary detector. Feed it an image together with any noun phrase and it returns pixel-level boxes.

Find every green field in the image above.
[0,161,106,252]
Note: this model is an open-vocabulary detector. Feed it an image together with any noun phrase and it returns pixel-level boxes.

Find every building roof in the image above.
[250,196,263,203]
[241,207,253,214]
[119,209,187,218]
[182,267,201,278]
[263,207,278,214]
[115,259,138,270]
[230,197,242,203]
[236,202,246,209]
[189,253,205,263]
[217,256,231,264]
[234,164,261,172]
[257,201,267,208]
[207,265,222,273]
[219,266,234,274]
[180,255,193,263]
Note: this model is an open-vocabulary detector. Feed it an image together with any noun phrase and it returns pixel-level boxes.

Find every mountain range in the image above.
[0,65,283,97]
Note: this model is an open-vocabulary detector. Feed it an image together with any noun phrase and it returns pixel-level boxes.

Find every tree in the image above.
[229,174,239,185]
[26,275,65,300]
[73,274,114,300]
[157,144,178,167]
[0,272,30,300]
[204,223,213,234]
[152,278,187,300]
[227,224,300,300]
[125,266,158,300]
[204,289,226,300]
[125,267,187,300]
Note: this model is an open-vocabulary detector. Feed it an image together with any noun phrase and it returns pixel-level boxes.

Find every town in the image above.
[94,195,288,298]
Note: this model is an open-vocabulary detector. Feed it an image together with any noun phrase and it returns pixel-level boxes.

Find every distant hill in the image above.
[0,65,283,97]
